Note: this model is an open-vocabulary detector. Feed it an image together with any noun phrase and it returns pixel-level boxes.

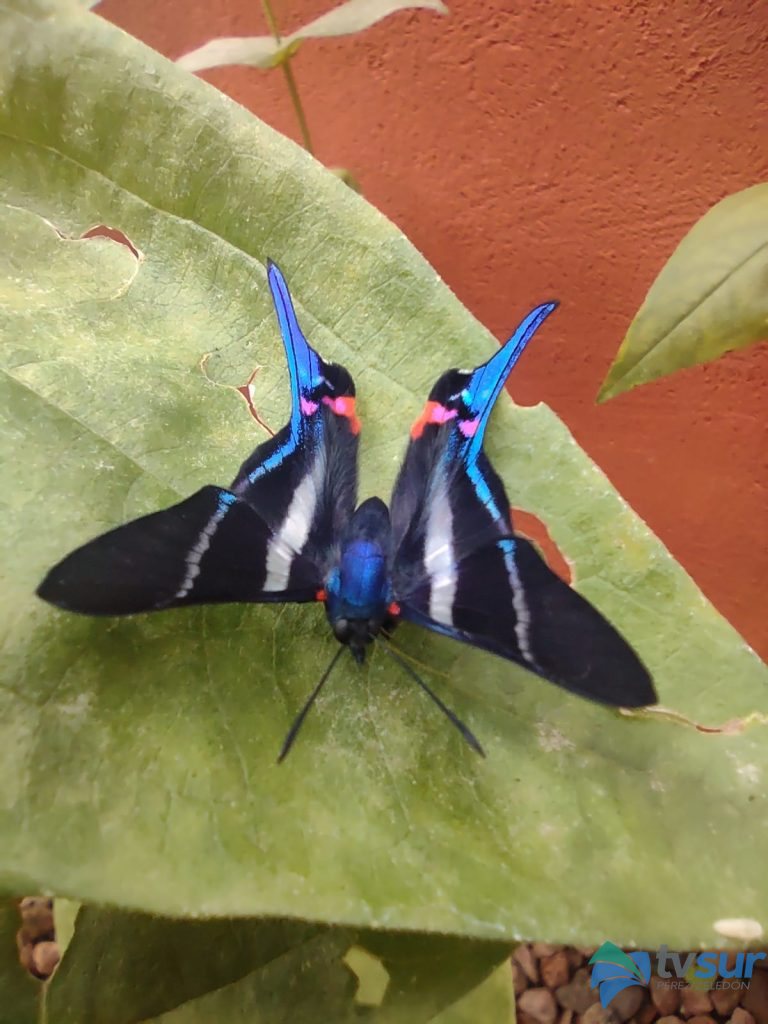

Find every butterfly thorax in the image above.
[324,497,395,663]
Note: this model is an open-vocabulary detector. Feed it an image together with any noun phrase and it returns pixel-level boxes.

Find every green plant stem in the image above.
[260,0,315,156]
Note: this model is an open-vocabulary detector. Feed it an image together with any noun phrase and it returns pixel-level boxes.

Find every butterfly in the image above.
[37,261,656,759]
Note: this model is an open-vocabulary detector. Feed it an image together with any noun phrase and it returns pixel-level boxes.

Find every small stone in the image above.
[18,897,54,943]
[651,977,681,1016]
[730,1010,756,1024]
[533,943,561,959]
[657,1017,684,1024]
[15,926,34,953]
[743,970,768,1024]
[681,988,712,1017]
[17,941,36,976]
[31,941,60,979]
[710,986,742,1017]
[632,1001,659,1024]
[685,1017,715,1024]
[566,947,586,970]
[518,987,559,1024]
[611,985,645,1022]
[515,944,540,985]
[582,1003,618,1024]
[556,967,600,1014]
[541,951,571,990]
[514,960,529,997]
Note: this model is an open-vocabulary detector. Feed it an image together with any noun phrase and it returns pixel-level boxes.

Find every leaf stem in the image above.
[260,0,315,156]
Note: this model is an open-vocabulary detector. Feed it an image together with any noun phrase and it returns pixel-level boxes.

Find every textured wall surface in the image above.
[100,0,768,658]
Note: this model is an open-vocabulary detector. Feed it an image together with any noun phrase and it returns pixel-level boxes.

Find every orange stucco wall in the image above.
[101,0,768,659]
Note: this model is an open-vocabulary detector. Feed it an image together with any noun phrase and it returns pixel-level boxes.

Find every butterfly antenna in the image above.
[277,645,346,763]
[377,639,485,757]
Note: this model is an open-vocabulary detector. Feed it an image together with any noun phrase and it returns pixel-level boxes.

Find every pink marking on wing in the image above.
[433,405,458,425]
[300,396,319,416]
[410,401,458,439]
[459,417,480,437]
[321,395,361,434]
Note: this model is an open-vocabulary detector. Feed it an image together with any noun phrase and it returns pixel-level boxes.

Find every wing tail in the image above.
[266,260,324,429]
[461,301,558,457]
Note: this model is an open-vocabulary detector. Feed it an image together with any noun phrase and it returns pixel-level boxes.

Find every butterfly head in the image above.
[329,616,373,664]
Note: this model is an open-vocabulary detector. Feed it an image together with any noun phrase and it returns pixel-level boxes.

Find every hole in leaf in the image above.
[236,367,276,436]
[198,355,276,436]
[620,705,768,736]
[342,944,390,1007]
[79,224,142,259]
[511,507,572,584]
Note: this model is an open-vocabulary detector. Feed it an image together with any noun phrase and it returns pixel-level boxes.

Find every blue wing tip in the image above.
[266,258,282,286]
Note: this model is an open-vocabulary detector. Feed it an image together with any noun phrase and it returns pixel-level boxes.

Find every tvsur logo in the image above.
[589,942,767,1007]
[589,942,652,1008]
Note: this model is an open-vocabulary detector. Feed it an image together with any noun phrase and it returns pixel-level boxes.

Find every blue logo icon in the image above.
[589,942,652,1007]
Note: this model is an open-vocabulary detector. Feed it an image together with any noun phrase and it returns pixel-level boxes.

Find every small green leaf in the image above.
[177,0,449,72]
[598,183,768,401]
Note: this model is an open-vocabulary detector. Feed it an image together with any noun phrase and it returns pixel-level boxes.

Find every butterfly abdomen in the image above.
[326,498,392,620]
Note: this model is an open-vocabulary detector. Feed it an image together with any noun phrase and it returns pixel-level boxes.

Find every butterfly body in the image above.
[323,497,397,664]
[38,260,656,757]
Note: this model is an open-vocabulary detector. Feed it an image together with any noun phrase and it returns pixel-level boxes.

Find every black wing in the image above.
[389,303,656,708]
[38,262,360,615]
[37,487,322,614]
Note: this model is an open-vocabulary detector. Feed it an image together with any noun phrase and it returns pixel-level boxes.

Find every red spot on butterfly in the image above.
[511,508,573,584]
[387,601,401,617]
[410,401,458,439]
[315,588,327,602]
[322,395,361,435]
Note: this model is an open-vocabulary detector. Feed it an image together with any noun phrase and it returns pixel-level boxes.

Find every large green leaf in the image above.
[1,0,766,952]
[598,183,768,401]
[43,906,509,1023]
